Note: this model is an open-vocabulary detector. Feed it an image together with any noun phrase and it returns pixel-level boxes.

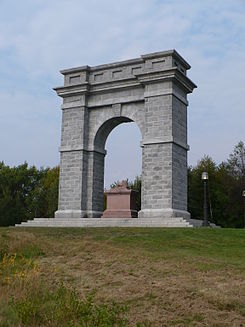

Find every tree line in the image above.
[0,141,245,227]
[0,163,59,226]
[188,141,245,228]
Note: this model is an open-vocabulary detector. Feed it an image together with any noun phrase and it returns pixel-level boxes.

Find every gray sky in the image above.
[0,0,245,187]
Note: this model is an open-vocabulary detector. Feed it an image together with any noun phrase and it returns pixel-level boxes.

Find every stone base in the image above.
[55,209,190,220]
[102,209,138,218]
[16,217,192,228]
[15,217,220,228]
[55,210,103,218]
[138,209,190,220]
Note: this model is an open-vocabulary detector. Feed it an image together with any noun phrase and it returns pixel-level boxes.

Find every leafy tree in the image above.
[227,141,245,180]
[0,162,44,226]
[188,142,245,228]
[0,163,59,226]
[225,141,245,227]
[30,166,59,218]
[128,175,141,211]
[188,156,217,223]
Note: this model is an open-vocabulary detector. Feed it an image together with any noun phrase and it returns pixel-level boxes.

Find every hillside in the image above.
[1,227,245,326]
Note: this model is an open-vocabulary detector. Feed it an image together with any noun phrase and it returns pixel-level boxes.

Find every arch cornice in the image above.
[54,50,196,103]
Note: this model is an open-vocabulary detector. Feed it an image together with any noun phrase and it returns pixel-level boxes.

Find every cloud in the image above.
[0,0,245,183]
[0,89,61,167]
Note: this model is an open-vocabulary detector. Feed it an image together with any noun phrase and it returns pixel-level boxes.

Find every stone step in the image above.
[21,218,187,222]
[16,217,219,228]
[15,217,193,228]
[16,224,193,228]
[31,217,188,223]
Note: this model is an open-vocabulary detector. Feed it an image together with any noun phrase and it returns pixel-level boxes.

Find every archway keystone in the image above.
[54,50,196,220]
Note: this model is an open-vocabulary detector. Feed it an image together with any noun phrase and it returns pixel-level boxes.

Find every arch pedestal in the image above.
[54,50,196,221]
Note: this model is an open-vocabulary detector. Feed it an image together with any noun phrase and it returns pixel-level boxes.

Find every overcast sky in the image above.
[0,0,245,187]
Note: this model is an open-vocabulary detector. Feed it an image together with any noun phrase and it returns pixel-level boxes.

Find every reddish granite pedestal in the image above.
[102,182,138,218]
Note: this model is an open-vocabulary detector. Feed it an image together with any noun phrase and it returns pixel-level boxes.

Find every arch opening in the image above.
[94,116,133,152]
[104,121,142,188]
[93,117,142,216]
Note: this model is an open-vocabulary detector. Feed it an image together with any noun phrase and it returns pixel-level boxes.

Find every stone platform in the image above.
[15,217,217,228]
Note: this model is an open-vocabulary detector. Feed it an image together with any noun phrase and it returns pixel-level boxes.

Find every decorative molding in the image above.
[141,137,189,150]
[59,145,107,156]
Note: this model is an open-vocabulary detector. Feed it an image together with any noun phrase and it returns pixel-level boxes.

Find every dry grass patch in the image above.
[1,227,245,326]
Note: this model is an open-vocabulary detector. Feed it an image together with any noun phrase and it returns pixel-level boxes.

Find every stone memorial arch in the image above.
[54,50,196,222]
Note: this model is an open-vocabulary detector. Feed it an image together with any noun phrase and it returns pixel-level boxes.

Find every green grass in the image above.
[1,227,245,326]
[28,227,245,266]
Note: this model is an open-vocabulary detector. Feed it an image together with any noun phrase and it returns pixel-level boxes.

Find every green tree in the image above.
[128,175,141,211]
[227,141,245,180]
[225,141,245,227]
[188,142,245,228]
[31,166,59,218]
[0,163,59,226]
[188,155,218,223]
[0,162,44,226]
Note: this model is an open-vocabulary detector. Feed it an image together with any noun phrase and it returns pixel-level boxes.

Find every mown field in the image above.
[1,227,245,326]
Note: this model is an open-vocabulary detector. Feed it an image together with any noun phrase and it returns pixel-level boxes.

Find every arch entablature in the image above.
[54,50,196,219]
[89,102,145,153]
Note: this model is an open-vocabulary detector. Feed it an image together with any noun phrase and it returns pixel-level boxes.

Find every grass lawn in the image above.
[1,227,245,326]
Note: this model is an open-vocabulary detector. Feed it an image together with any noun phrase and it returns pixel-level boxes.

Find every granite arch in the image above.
[54,50,196,220]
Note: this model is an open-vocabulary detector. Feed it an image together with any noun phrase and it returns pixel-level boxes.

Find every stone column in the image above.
[138,71,193,219]
[86,150,106,218]
[54,67,93,218]
[55,104,90,218]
